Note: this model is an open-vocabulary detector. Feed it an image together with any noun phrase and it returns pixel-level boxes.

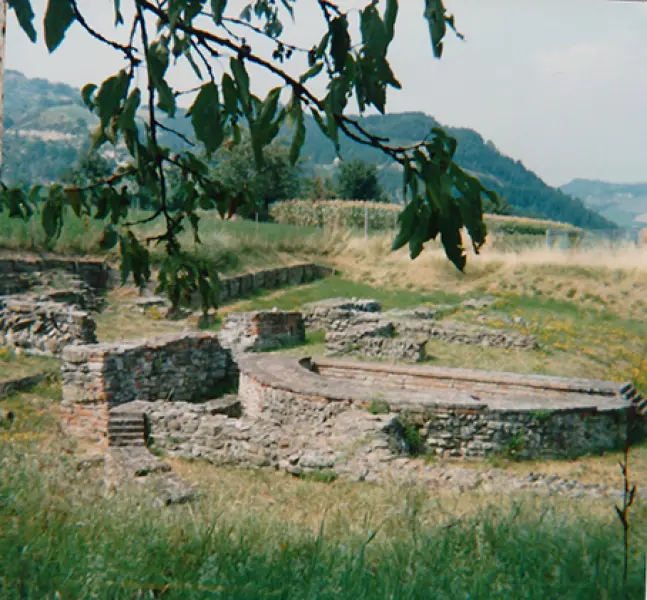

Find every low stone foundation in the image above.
[236,355,633,460]
[218,311,305,354]
[217,263,333,303]
[325,322,426,363]
[61,332,235,440]
[0,297,97,356]
[304,298,539,351]
[0,257,111,294]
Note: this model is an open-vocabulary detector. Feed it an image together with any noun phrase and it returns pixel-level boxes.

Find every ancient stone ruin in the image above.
[0,259,109,356]
[302,298,539,363]
[218,310,305,355]
[61,332,236,440]
[55,303,647,502]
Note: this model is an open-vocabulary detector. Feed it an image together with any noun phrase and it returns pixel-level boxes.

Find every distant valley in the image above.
[561,179,647,230]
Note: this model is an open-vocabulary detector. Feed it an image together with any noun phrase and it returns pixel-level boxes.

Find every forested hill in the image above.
[300,112,615,229]
[2,70,615,229]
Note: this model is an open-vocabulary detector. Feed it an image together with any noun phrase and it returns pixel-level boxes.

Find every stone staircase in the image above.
[621,383,646,415]
[108,410,146,447]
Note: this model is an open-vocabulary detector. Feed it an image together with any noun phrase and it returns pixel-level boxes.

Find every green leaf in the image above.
[148,40,176,117]
[259,87,282,130]
[65,188,83,217]
[249,124,265,170]
[99,225,119,250]
[185,50,203,80]
[211,0,228,24]
[119,235,132,284]
[188,82,224,155]
[230,57,251,114]
[8,0,37,42]
[424,0,447,59]
[440,219,466,271]
[221,74,238,118]
[41,187,64,241]
[392,201,418,251]
[329,16,351,73]
[299,62,324,84]
[408,207,430,259]
[118,88,141,133]
[113,0,123,25]
[324,105,340,153]
[44,0,75,52]
[289,105,306,166]
[360,4,388,56]
[81,84,97,108]
[95,71,128,129]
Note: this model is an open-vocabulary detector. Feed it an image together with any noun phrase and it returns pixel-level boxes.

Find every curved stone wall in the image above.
[237,355,634,459]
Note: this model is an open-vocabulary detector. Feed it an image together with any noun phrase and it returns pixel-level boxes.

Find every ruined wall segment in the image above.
[0,297,97,356]
[61,332,235,440]
[218,311,306,354]
[236,354,633,460]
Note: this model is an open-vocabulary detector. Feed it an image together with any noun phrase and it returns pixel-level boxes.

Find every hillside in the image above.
[2,70,615,230]
[300,112,615,229]
[561,178,647,229]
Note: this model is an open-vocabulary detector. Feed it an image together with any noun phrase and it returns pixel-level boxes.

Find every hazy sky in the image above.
[5,0,647,186]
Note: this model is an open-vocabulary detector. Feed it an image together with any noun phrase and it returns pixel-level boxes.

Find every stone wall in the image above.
[218,311,305,354]
[61,332,235,440]
[0,258,111,294]
[217,264,333,303]
[234,354,633,460]
[0,296,97,356]
[303,298,382,330]
[304,299,539,351]
[325,322,426,363]
[423,407,627,459]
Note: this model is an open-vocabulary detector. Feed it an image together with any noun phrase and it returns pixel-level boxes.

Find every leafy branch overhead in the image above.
[2,0,498,311]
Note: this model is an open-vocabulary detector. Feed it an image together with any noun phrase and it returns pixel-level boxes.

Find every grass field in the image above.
[1,388,646,598]
[0,348,58,381]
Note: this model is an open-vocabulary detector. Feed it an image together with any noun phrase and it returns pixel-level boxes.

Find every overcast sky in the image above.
[5,0,647,186]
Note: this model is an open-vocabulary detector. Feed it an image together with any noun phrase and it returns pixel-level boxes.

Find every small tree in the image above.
[336,158,387,202]
[210,137,302,220]
[61,151,116,187]
[303,174,337,201]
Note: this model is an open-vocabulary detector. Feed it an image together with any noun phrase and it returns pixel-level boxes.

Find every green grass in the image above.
[233,276,463,313]
[0,209,329,276]
[0,349,58,381]
[1,442,646,599]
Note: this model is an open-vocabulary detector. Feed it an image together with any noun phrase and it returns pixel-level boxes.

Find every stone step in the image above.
[109,439,146,448]
[108,424,146,433]
[109,430,145,439]
[109,415,145,423]
[109,429,145,438]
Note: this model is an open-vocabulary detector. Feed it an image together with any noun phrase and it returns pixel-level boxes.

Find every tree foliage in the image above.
[2,0,498,312]
[336,158,387,202]
[210,137,303,220]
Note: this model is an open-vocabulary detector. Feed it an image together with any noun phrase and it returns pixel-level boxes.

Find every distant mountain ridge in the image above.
[561,178,647,229]
[2,70,616,230]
